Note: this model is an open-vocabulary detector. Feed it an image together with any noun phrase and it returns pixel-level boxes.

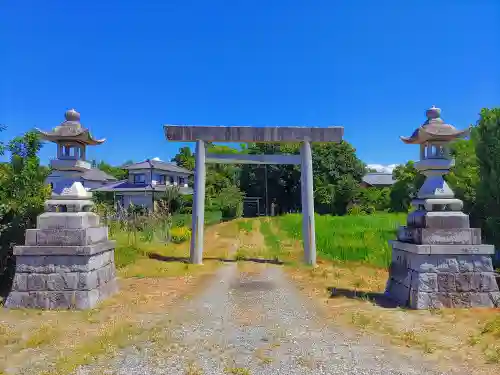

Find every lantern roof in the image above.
[400,106,469,145]
[36,109,106,145]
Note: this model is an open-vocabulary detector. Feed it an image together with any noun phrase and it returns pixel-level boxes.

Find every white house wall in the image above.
[128,168,190,186]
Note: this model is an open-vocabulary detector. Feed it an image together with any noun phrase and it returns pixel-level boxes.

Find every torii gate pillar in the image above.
[164,125,344,266]
[191,139,206,264]
[301,140,316,265]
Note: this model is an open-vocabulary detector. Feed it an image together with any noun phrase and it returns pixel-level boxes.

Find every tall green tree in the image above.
[475,108,500,249]
[91,160,129,180]
[239,141,365,216]
[172,144,244,211]
[312,142,365,215]
[171,146,195,171]
[447,127,479,220]
[389,161,425,212]
[239,143,301,215]
[0,129,50,286]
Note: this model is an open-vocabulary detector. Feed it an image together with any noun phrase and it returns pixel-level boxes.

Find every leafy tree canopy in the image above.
[475,108,500,248]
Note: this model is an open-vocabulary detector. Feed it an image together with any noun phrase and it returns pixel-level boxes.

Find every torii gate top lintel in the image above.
[164,125,344,143]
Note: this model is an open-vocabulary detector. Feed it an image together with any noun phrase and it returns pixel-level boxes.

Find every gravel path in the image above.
[77,264,470,375]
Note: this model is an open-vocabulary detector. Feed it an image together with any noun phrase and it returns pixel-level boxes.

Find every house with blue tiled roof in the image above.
[92,158,193,211]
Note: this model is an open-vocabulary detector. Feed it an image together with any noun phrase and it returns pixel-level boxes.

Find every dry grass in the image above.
[0,221,242,375]
[224,367,251,375]
[233,220,269,261]
[241,217,500,375]
[286,260,500,374]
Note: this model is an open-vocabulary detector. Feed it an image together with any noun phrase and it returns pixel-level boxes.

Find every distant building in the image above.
[93,158,193,211]
[361,172,395,188]
[37,109,117,194]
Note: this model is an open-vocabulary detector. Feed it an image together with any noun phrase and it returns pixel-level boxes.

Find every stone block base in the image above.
[5,244,118,310]
[5,279,118,309]
[385,244,500,309]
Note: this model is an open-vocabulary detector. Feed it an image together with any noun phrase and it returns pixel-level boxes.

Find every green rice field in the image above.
[275,213,406,268]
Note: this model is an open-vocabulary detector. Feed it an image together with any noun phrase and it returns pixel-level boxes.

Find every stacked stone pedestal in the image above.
[386,212,500,309]
[5,184,118,310]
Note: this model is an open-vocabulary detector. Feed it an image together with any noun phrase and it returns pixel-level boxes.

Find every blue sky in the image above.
[1,1,499,170]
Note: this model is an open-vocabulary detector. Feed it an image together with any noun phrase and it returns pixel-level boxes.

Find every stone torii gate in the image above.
[164,125,344,266]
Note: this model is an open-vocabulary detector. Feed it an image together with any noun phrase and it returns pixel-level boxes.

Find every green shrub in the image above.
[217,186,244,221]
[170,226,191,243]
[347,205,366,216]
[221,202,243,221]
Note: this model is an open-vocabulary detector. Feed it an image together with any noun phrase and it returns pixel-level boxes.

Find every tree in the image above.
[239,143,301,215]
[389,161,425,212]
[217,185,245,220]
[354,186,391,213]
[312,142,365,215]
[172,144,244,212]
[171,146,195,171]
[475,108,500,249]
[96,160,128,180]
[0,129,50,287]
[447,127,479,220]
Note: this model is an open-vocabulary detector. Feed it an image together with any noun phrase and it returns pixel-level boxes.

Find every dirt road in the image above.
[76,263,469,375]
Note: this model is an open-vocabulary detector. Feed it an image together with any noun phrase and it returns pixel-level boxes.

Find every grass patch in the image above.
[480,315,500,337]
[171,210,222,228]
[23,324,56,349]
[237,219,254,234]
[170,226,191,243]
[114,244,142,268]
[224,367,251,375]
[118,259,209,278]
[0,324,20,346]
[44,321,142,375]
[276,213,405,267]
[484,345,500,364]
[259,218,283,260]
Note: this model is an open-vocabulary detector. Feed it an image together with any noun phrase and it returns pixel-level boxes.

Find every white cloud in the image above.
[151,157,161,161]
[367,163,399,173]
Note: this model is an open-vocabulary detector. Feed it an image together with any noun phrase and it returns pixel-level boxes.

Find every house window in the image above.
[155,174,166,185]
[179,177,185,186]
[133,174,146,184]
[169,176,175,184]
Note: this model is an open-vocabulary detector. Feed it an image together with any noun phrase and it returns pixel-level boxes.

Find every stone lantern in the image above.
[5,182,118,310]
[385,106,500,309]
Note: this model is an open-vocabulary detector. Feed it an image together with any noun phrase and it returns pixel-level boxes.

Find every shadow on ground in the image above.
[147,252,285,265]
[327,287,402,308]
